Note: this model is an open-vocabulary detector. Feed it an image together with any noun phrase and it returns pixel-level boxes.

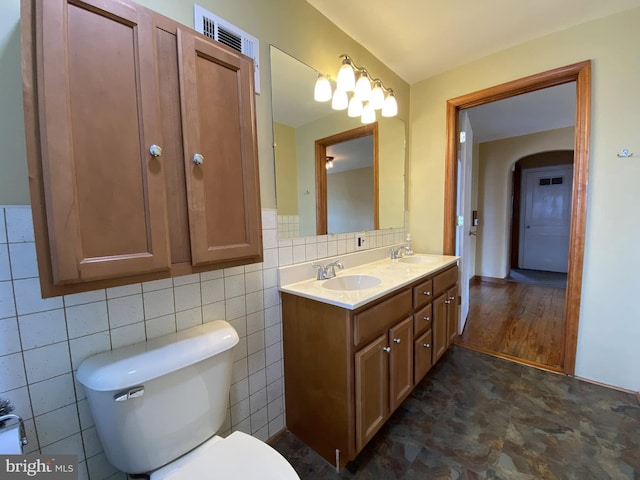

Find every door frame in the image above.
[443,61,591,375]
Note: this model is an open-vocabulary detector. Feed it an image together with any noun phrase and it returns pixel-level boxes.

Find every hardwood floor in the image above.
[458,278,565,368]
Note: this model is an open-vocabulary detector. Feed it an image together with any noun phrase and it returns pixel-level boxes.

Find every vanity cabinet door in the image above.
[389,317,414,412]
[355,334,389,452]
[414,329,433,384]
[446,285,459,345]
[33,0,170,284]
[178,28,262,266]
[432,292,448,363]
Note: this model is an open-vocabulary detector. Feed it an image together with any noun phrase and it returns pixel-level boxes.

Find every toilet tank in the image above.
[76,321,239,474]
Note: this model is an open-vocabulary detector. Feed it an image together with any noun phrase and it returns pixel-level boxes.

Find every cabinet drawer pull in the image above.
[423,291,431,296]
[149,144,162,157]
[423,343,430,348]
[444,299,451,304]
[449,296,455,301]
[192,153,204,165]
[423,316,430,321]
[382,346,391,353]
[393,338,401,344]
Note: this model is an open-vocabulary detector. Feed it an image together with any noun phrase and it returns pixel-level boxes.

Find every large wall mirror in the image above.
[270,46,406,239]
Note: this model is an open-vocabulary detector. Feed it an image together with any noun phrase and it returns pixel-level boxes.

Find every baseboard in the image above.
[469,276,481,286]
[572,375,640,397]
[477,275,508,285]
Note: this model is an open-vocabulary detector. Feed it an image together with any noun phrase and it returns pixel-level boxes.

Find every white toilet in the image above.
[76,321,298,479]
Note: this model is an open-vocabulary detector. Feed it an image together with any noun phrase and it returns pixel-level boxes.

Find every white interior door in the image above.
[519,165,573,272]
[456,112,473,332]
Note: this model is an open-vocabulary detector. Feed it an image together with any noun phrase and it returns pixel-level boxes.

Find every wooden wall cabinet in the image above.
[282,264,458,470]
[21,0,262,298]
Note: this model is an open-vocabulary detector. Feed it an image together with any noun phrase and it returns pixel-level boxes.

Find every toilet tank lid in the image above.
[76,320,239,391]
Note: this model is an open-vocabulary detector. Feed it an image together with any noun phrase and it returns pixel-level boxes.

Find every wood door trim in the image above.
[443,60,591,375]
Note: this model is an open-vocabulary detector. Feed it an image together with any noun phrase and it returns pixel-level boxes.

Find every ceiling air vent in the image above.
[194,5,260,93]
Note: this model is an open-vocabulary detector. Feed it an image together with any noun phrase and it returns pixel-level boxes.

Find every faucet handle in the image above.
[312,263,325,280]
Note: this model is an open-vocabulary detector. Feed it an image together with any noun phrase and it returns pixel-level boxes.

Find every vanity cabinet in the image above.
[21,0,261,297]
[282,264,458,470]
[432,267,459,362]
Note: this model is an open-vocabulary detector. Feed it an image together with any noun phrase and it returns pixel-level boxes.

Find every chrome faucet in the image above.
[390,246,410,259]
[312,259,344,280]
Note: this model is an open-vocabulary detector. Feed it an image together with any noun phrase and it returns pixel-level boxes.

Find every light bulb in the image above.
[331,89,348,110]
[370,81,385,110]
[314,74,332,102]
[347,96,363,117]
[381,91,398,117]
[354,72,372,101]
[336,60,356,92]
[361,102,376,124]
[325,158,334,169]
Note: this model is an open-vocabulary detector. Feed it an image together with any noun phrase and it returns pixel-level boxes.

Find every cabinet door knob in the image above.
[423,291,431,296]
[382,346,391,353]
[149,144,162,157]
[393,338,401,344]
[423,316,430,321]
[192,153,204,165]
[444,299,451,304]
[423,343,430,348]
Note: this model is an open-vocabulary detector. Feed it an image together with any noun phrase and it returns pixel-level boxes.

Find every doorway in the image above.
[443,61,591,375]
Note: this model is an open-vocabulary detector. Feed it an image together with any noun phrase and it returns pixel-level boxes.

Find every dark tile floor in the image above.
[270,347,640,479]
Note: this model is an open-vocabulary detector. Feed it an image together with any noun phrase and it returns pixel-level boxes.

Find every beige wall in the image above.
[273,123,298,215]
[0,1,29,204]
[410,8,640,391]
[0,0,409,208]
[476,127,574,279]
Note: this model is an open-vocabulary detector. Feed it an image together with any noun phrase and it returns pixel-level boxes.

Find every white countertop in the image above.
[278,253,459,310]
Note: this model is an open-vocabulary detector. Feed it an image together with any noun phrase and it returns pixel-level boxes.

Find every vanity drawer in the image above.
[413,304,432,337]
[353,289,412,348]
[433,266,458,298]
[413,278,433,309]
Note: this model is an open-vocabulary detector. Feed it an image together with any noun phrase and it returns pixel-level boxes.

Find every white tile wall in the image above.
[0,206,405,480]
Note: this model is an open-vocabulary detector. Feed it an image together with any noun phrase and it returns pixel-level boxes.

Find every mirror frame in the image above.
[314,123,379,235]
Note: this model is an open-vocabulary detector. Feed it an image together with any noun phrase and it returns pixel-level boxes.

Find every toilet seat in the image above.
[151,431,299,479]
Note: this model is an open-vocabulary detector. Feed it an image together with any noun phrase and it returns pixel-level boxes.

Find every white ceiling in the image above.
[306,0,640,84]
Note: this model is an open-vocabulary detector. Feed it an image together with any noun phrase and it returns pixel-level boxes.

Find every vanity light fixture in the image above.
[313,73,332,102]
[313,53,398,124]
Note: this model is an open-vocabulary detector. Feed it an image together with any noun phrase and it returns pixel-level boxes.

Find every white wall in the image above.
[476,128,574,279]
[410,8,640,391]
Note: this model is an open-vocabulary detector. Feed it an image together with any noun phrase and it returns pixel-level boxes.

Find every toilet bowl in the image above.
[151,432,297,479]
[76,321,298,479]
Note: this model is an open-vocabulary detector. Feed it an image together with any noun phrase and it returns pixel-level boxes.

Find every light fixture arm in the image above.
[339,54,395,95]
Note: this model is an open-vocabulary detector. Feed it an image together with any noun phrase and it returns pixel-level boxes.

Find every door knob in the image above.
[149,144,162,157]
[382,346,391,353]
[393,338,401,344]
[423,316,430,321]
[192,153,204,165]
[423,343,430,348]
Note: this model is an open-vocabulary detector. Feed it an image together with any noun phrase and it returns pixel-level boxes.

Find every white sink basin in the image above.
[322,275,382,291]
[399,255,441,265]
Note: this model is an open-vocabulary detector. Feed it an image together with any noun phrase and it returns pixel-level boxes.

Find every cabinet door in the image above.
[37,0,170,283]
[446,285,459,345]
[389,317,414,412]
[414,329,433,384]
[355,334,389,452]
[432,292,448,362]
[178,29,262,266]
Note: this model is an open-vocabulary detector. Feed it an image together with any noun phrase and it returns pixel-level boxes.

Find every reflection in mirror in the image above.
[270,46,406,239]
[316,124,377,235]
